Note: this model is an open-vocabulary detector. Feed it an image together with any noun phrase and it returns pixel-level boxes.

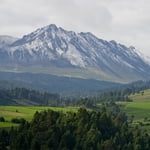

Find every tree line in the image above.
[0,80,150,108]
[0,88,60,106]
[81,80,150,105]
[0,108,150,150]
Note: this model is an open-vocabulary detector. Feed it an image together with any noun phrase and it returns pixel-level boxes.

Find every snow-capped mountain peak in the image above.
[0,24,150,82]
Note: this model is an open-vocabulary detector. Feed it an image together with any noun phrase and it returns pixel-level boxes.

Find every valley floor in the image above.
[1,89,150,132]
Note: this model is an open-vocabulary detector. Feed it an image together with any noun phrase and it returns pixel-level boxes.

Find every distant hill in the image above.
[0,72,122,97]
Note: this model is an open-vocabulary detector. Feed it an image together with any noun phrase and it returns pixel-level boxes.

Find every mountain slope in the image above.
[0,35,18,48]
[0,72,122,97]
[0,24,150,82]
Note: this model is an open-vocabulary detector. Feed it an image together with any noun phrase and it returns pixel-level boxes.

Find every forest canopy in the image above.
[1,108,150,150]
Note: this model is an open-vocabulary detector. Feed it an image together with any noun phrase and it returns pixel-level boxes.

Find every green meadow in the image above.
[118,89,150,131]
[0,106,78,128]
[119,89,150,120]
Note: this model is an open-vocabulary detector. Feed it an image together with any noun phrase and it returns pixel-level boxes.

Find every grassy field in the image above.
[120,89,150,119]
[0,106,78,128]
[118,89,150,131]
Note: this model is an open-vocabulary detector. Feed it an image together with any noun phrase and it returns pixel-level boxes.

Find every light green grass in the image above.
[117,89,150,132]
[0,122,18,128]
[130,89,150,102]
[0,106,78,128]
[122,102,150,120]
[119,89,150,120]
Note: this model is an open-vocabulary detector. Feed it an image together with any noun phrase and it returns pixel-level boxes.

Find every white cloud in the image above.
[0,0,150,56]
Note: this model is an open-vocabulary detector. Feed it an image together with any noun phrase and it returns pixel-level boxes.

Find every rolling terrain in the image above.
[119,89,150,131]
[122,89,150,120]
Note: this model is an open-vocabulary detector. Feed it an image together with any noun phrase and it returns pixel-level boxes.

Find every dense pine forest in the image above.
[0,108,150,150]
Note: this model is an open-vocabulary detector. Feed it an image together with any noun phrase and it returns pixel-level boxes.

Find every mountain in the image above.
[0,24,150,82]
[0,35,18,48]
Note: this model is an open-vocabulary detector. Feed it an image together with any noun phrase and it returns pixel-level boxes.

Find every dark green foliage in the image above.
[0,129,9,150]
[95,90,133,103]
[0,117,5,122]
[0,87,96,107]
[1,108,150,150]
[0,87,60,106]
[90,80,150,103]
[76,98,96,108]
[11,87,60,105]
[75,89,133,108]
[0,78,150,107]
[11,118,26,124]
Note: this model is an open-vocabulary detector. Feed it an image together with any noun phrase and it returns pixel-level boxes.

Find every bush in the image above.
[0,117,5,122]
[11,118,26,124]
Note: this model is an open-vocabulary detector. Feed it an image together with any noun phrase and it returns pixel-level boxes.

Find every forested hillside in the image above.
[0,80,150,107]
[89,80,150,102]
[0,72,122,97]
[0,88,59,106]
[0,108,150,150]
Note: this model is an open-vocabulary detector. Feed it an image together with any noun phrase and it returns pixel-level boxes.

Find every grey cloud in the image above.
[0,0,150,56]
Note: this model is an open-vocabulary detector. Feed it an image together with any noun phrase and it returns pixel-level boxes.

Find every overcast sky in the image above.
[0,0,150,56]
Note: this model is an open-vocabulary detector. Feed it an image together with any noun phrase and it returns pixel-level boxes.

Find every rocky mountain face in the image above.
[0,24,150,82]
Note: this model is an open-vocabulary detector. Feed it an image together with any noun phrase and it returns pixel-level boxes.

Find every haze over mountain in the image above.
[0,35,18,48]
[0,24,150,83]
